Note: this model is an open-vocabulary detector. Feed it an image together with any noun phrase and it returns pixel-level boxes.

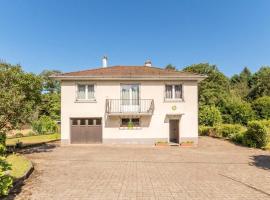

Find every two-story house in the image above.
[52,57,206,145]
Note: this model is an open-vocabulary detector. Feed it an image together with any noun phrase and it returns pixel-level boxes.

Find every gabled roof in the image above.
[51,66,206,81]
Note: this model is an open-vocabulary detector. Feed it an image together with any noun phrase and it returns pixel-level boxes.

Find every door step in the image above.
[169,142,179,146]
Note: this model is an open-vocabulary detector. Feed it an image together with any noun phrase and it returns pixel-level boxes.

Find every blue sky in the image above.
[0,0,269,76]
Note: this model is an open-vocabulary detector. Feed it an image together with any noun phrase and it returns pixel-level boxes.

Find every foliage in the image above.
[0,133,6,156]
[38,70,61,120]
[222,96,254,125]
[248,67,270,99]
[243,120,270,148]
[229,131,245,144]
[183,63,230,107]
[0,157,13,196]
[199,126,214,136]
[199,105,222,126]
[215,124,245,138]
[39,93,61,120]
[31,116,58,135]
[39,70,61,94]
[199,124,245,141]
[165,64,176,71]
[0,63,42,148]
[6,154,31,179]
[230,67,252,98]
[252,96,270,120]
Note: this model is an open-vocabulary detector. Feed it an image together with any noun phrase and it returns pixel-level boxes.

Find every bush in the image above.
[252,96,270,120]
[199,126,211,136]
[243,120,270,148]
[198,126,222,137]
[230,131,245,144]
[222,97,254,125]
[199,105,222,126]
[31,116,58,135]
[216,124,244,138]
[0,157,13,196]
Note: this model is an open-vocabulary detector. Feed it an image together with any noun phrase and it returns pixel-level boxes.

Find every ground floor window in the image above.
[121,118,140,127]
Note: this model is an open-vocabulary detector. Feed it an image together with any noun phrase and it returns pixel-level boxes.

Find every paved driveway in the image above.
[7,137,270,200]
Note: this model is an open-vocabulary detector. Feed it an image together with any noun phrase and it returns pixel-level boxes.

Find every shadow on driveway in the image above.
[251,155,270,170]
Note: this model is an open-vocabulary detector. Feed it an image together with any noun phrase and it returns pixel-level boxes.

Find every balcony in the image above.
[106,99,154,116]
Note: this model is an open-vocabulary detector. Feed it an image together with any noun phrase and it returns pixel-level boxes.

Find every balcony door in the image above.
[120,84,139,112]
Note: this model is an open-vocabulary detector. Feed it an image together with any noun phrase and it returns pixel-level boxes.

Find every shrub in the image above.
[222,97,254,125]
[0,158,13,196]
[216,124,244,138]
[243,120,270,148]
[199,105,222,126]
[230,131,245,144]
[199,126,211,136]
[252,96,270,120]
[198,126,222,137]
[31,115,58,135]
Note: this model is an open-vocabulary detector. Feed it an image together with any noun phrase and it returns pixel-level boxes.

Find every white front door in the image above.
[120,84,139,112]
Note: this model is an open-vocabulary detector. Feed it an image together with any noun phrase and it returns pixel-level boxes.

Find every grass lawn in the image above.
[6,133,60,146]
[6,154,32,179]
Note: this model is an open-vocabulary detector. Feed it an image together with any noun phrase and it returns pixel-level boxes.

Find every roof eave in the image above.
[50,75,207,81]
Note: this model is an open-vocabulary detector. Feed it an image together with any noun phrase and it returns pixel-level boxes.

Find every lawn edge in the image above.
[9,159,34,193]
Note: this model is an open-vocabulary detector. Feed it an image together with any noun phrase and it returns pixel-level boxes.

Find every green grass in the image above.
[6,133,60,146]
[6,154,32,179]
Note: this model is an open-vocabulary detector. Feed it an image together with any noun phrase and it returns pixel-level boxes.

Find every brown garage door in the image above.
[70,118,102,144]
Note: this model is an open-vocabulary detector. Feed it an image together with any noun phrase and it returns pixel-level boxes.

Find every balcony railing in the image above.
[106,99,154,115]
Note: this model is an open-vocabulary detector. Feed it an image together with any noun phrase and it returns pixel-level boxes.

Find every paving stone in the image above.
[5,137,270,200]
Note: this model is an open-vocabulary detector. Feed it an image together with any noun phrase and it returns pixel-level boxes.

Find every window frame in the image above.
[75,82,96,102]
[164,83,184,102]
[120,117,141,128]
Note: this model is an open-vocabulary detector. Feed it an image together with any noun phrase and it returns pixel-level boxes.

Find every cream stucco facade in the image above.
[61,80,199,144]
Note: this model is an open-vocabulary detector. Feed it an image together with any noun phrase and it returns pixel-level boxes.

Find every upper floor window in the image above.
[165,84,183,100]
[77,84,95,101]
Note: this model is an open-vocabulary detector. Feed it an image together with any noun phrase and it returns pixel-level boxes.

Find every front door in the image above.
[169,120,179,143]
[120,84,139,112]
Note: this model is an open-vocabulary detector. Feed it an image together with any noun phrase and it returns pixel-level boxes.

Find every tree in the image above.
[0,63,42,145]
[183,63,230,107]
[39,93,61,121]
[248,66,270,99]
[230,67,252,99]
[165,64,176,71]
[39,70,61,120]
[252,96,270,119]
[40,70,61,94]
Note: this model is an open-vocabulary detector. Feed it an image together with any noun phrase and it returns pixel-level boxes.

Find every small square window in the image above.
[121,118,130,127]
[131,118,140,127]
[95,118,101,125]
[80,119,86,125]
[72,119,78,126]
[88,119,94,125]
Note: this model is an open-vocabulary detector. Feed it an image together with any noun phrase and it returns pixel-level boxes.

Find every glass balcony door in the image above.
[120,84,139,112]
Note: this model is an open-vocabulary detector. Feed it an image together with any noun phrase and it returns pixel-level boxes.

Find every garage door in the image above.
[70,118,102,144]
